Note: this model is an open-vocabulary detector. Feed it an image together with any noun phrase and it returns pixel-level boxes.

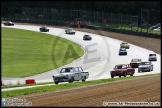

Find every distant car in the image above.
[39,26,49,32]
[138,61,153,72]
[119,48,127,55]
[4,21,14,26]
[120,42,130,49]
[65,28,76,34]
[154,27,161,30]
[110,64,135,78]
[83,34,92,40]
[148,54,157,61]
[149,23,161,30]
[130,59,142,68]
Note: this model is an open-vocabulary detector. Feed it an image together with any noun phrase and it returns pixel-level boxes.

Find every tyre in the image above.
[111,76,114,78]
[149,68,151,72]
[82,76,86,82]
[119,76,121,78]
[138,70,140,73]
[69,77,74,83]
[55,82,58,84]
[123,73,126,77]
[152,67,153,71]
[130,74,133,76]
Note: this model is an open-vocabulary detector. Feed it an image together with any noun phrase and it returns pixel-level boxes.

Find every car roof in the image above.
[121,41,128,44]
[63,66,81,68]
[141,61,151,63]
[131,59,141,60]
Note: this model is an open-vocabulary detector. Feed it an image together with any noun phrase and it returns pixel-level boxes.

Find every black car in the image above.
[39,26,49,32]
[83,35,92,40]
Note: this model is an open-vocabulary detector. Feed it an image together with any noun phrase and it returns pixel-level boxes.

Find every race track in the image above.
[1,24,161,83]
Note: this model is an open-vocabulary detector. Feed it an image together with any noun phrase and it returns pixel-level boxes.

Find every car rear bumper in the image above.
[130,63,139,68]
[149,58,157,61]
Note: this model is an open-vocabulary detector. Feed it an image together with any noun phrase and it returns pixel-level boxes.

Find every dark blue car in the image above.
[119,48,127,55]
[83,34,92,40]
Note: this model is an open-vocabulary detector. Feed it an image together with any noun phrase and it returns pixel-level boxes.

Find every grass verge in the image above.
[1,73,160,98]
[2,27,84,77]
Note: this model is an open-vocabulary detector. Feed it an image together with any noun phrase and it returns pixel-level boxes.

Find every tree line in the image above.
[1,1,161,17]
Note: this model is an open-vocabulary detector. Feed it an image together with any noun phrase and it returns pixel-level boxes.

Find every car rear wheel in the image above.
[119,76,121,78]
[111,76,114,78]
[124,73,126,77]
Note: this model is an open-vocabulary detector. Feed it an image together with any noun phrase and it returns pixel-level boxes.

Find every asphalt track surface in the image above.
[1,24,161,88]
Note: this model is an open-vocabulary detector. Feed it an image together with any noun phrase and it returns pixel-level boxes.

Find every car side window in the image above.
[78,67,83,72]
[60,68,65,73]
[74,67,79,72]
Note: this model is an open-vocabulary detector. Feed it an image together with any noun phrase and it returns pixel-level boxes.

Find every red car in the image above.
[4,21,14,26]
[110,64,135,78]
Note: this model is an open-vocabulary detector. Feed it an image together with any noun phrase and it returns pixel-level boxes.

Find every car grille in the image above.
[54,76,67,80]
[139,67,148,69]
[112,71,122,74]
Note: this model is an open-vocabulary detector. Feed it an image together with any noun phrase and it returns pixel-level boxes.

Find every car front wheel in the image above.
[69,77,74,83]
[82,76,86,82]
[55,82,58,84]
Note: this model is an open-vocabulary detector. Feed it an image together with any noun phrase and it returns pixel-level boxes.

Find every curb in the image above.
[1,79,36,86]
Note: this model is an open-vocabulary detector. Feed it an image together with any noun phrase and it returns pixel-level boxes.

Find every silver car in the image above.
[148,54,157,61]
[138,61,153,72]
[65,28,76,34]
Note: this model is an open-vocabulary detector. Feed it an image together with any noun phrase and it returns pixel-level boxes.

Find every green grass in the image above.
[2,27,84,77]
[1,73,160,98]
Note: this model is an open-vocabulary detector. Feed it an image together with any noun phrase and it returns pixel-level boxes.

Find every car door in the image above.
[74,67,80,80]
[127,64,133,75]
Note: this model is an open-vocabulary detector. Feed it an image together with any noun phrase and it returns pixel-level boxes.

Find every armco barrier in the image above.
[25,79,36,85]
[10,80,19,86]
[1,79,36,86]
[18,80,26,85]
[2,80,10,86]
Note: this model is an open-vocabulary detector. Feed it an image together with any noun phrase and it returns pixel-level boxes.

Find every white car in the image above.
[138,61,153,72]
[65,28,76,34]
[154,27,161,30]
[52,66,89,84]
[148,54,157,61]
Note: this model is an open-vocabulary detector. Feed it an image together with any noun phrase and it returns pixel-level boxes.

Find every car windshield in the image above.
[115,65,126,69]
[60,67,74,73]
[85,35,89,37]
[120,48,126,51]
[122,42,127,44]
[149,54,156,56]
[68,28,72,30]
[140,62,150,65]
